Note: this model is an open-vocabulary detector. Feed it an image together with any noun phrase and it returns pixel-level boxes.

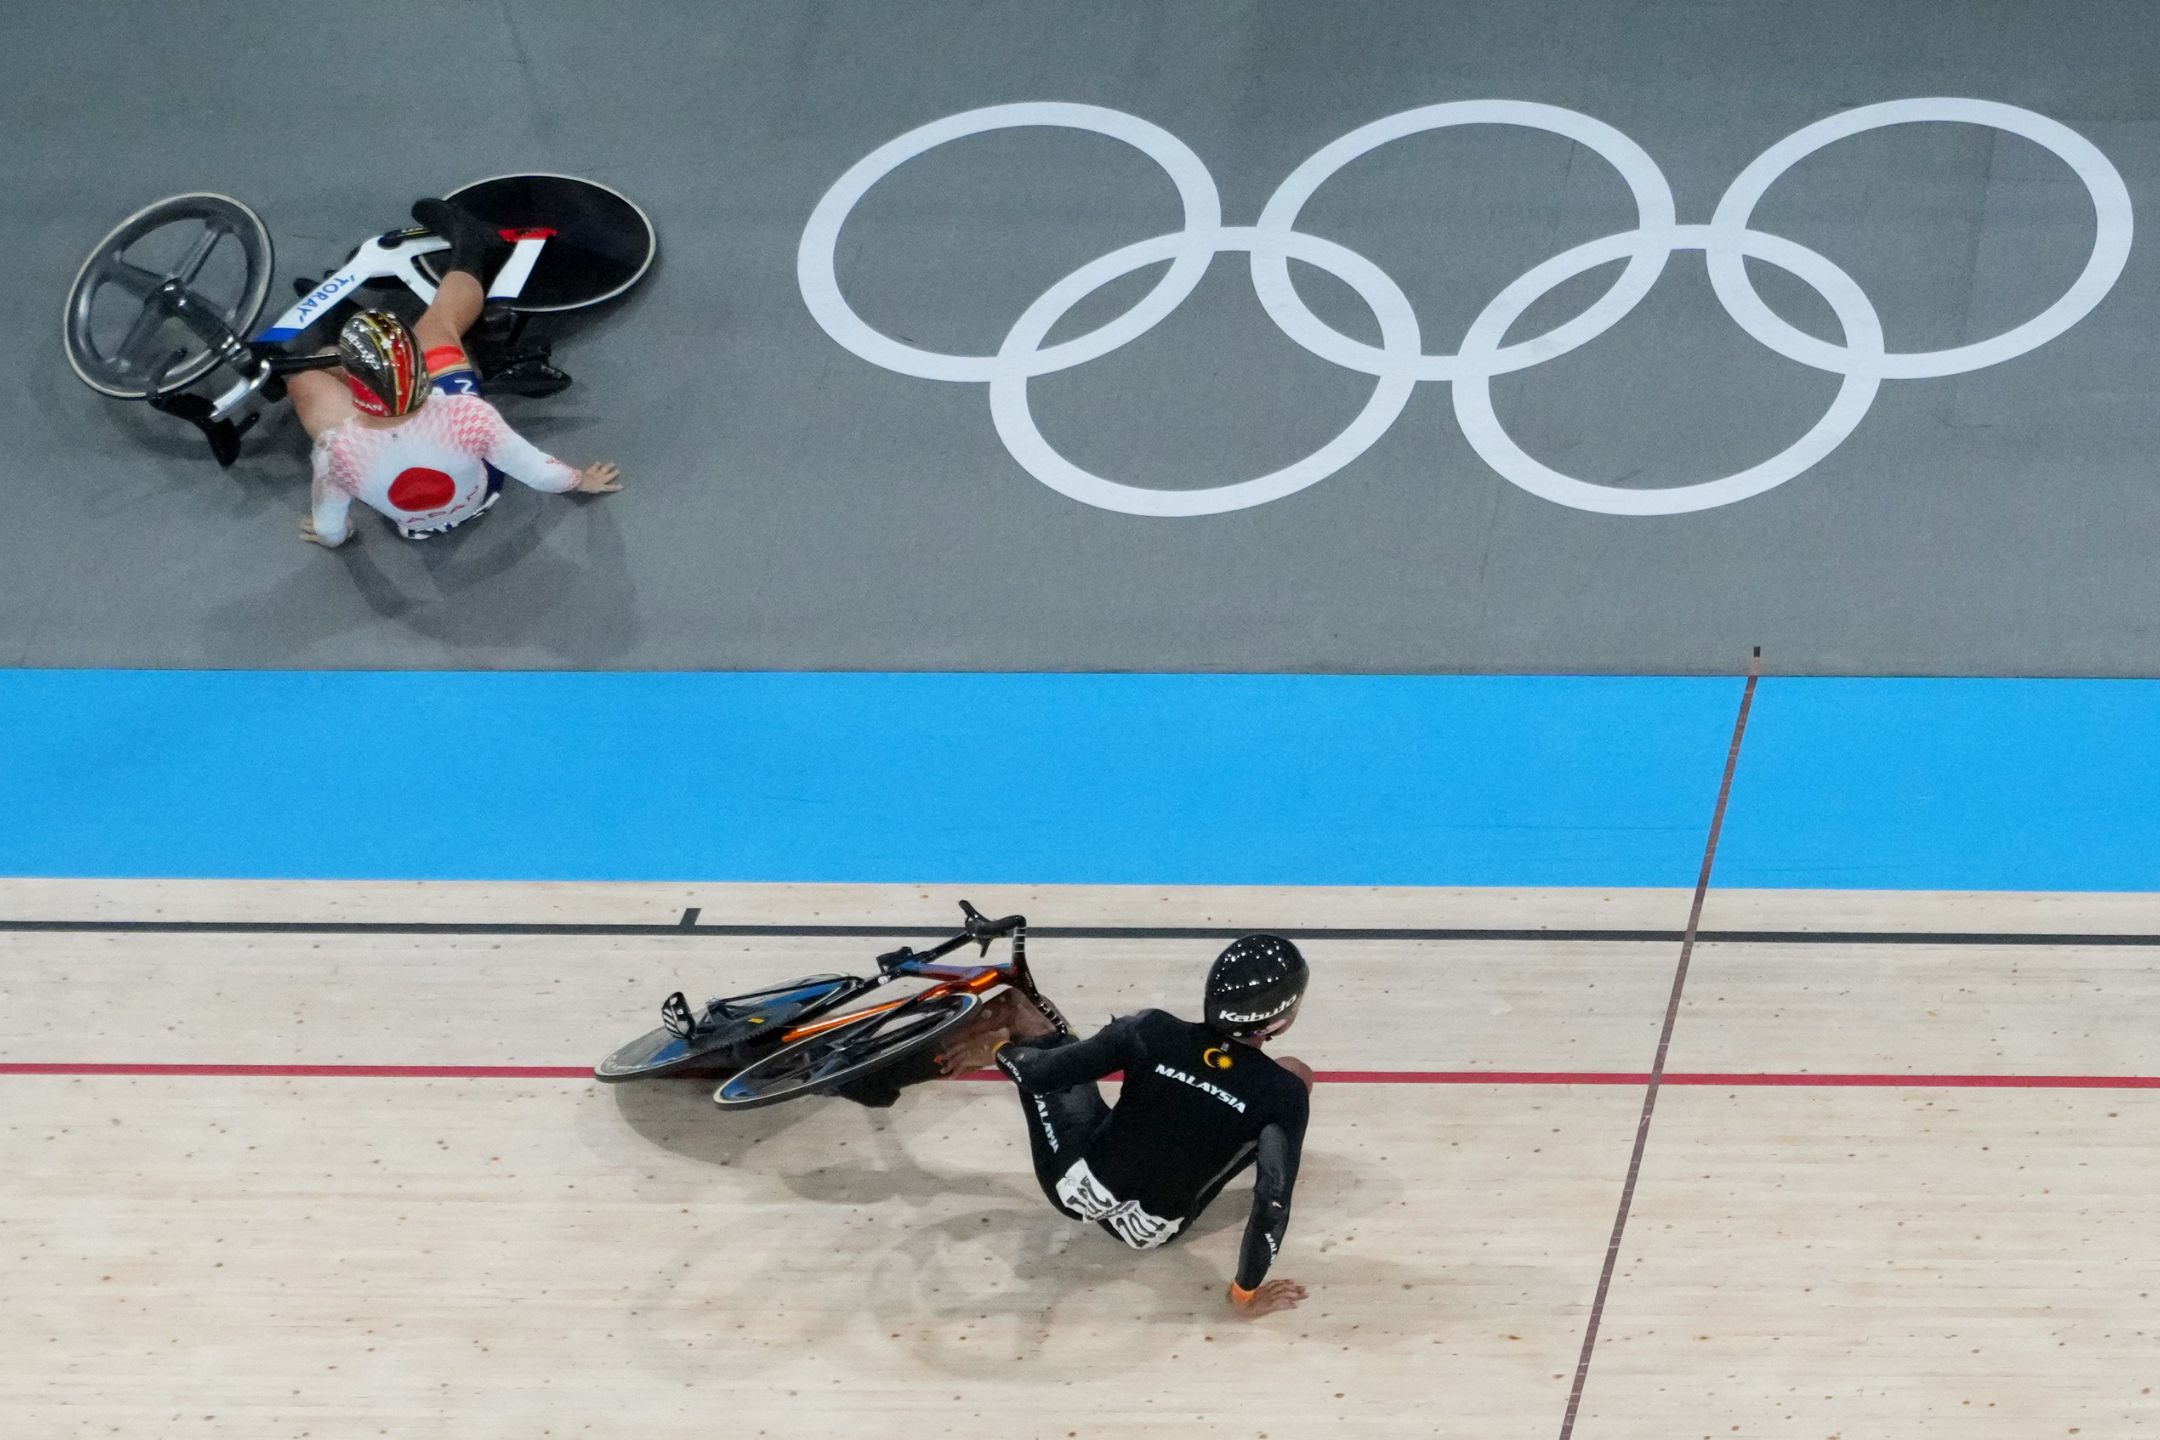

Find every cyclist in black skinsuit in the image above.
[939,934,1314,1317]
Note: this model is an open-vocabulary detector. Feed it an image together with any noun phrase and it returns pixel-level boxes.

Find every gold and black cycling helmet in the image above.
[336,310,430,417]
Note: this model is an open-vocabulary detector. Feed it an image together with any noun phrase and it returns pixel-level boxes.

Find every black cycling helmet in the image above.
[1203,934,1309,1039]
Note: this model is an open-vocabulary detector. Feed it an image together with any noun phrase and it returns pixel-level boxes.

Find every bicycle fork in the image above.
[1008,928,1072,1038]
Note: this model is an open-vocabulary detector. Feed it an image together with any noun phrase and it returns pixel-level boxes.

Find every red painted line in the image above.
[1662,1071,2160,1090]
[941,1068,1660,1085]
[0,1062,588,1079]
[4,1062,2160,1089]
[1310,1070,1644,1085]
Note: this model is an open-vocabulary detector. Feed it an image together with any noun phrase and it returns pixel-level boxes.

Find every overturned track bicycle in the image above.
[63,174,655,465]
[595,901,1071,1111]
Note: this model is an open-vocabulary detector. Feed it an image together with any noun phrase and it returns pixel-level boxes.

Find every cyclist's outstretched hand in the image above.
[300,519,344,548]
[937,1027,1010,1075]
[1230,1278,1307,1318]
[576,462,623,494]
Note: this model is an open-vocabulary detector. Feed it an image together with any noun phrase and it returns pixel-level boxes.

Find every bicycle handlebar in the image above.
[876,901,1028,974]
[958,899,1026,941]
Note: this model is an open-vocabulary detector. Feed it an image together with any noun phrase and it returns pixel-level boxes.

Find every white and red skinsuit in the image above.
[309,394,578,542]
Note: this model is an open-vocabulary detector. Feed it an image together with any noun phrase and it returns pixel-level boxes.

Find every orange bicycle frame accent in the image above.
[779,961,1004,1042]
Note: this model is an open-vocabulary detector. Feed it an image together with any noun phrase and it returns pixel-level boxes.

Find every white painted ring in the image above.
[797,102,1222,383]
[1706,98,2134,380]
[1453,225,1884,515]
[990,226,1421,516]
[1250,101,1679,380]
[800,98,2131,517]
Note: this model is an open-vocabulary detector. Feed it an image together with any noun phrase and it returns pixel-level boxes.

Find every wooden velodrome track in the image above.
[5,878,2159,1438]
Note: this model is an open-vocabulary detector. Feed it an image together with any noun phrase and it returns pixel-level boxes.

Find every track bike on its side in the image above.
[63,174,655,465]
[596,901,1070,1111]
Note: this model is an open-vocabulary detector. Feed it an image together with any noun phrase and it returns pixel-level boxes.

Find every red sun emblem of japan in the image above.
[387,467,457,512]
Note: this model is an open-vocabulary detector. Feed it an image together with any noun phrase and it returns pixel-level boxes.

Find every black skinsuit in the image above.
[995,1009,1309,1290]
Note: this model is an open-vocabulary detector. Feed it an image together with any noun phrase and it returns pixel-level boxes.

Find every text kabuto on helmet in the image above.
[1203,934,1309,1039]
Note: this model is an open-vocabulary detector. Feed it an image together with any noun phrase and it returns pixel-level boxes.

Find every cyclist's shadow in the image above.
[605,1085,1406,1371]
[774,1096,1272,1327]
[600,1076,992,1182]
[327,489,638,663]
[199,414,640,666]
[603,1077,819,1166]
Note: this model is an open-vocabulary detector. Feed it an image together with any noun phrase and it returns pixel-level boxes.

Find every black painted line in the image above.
[678,907,701,928]
[3,919,2158,945]
[1559,650,1760,1440]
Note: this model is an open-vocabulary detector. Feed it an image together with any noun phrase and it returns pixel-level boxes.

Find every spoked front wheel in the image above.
[63,193,274,399]
[713,992,980,1111]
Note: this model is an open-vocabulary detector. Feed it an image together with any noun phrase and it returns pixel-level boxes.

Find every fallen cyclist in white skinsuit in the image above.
[289,198,622,546]
[932,934,1317,1318]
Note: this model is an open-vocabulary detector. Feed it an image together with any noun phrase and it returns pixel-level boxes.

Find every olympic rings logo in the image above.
[799,99,2132,517]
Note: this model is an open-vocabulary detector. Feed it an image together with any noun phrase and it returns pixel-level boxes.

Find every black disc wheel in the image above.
[594,975,860,1082]
[713,991,980,1111]
[419,173,655,312]
[64,193,274,399]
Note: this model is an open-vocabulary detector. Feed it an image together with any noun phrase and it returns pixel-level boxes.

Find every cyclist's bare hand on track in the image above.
[1231,1279,1307,1317]
[300,519,344,548]
[576,462,622,494]
[937,1028,1009,1075]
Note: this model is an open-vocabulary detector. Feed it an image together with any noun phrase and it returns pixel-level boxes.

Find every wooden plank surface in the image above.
[5,881,2159,1437]
[0,931,1681,1072]
[0,1074,1639,1439]
[0,878,1697,930]
[1577,1086,2160,1438]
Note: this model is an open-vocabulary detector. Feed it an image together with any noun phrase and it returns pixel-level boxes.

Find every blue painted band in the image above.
[1716,677,2160,892]
[0,670,1737,886]
[8,670,2152,890]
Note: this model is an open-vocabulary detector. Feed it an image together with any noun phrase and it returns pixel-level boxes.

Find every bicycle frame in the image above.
[601,901,1071,1087]
[777,911,1068,1045]
[779,959,1004,1042]
[188,225,559,423]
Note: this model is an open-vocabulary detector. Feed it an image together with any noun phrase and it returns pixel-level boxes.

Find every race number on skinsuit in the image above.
[1055,1159,1182,1249]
